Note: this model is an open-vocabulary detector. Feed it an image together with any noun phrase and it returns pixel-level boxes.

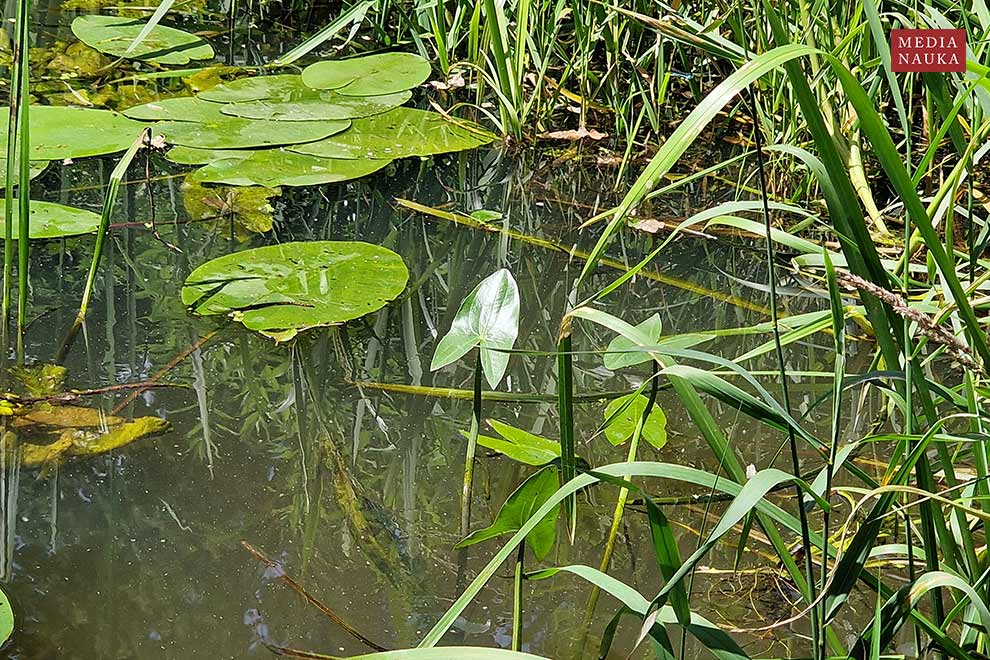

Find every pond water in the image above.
[0,144,882,660]
[0,9,893,660]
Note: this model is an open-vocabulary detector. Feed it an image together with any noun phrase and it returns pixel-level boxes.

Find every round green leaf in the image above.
[197,75,306,103]
[181,241,409,339]
[220,90,411,122]
[0,159,49,186]
[165,146,251,165]
[0,586,11,645]
[289,107,494,159]
[0,200,101,238]
[71,15,214,65]
[153,117,350,149]
[302,52,431,96]
[603,393,667,449]
[190,150,390,187]
[123,97,227,122]
[0,106,145,160]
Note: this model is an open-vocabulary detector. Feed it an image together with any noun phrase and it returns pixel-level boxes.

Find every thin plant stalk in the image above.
[580,363,658,636]
[60,130,148,363]
[556,329,576,539]
[2,0,28,355]
[460,352,482,538]
[5,0,30,359]
[511,542,524,652]
[750,95,819,653]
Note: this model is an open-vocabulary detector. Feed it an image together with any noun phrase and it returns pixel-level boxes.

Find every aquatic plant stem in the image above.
[460,352,482,538]
[580,363,658,639]
[750,94,819,655]
[9,0,31,360]
[556,328,576,540]
[512,542,524,651]
[74,129,147,329]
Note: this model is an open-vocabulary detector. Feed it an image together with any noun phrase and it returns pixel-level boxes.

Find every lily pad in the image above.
[0,200,101,238]
[190,150,390,187]
[123,97,227,122]
[0,106,145,160]
[197,74,308,103]
[0,586,11,645]
[181,241,409,339]
[220,89,411,122]
[289,108,494,159]
[0,159,49,186]
[165,146,252,165]
[301,52,431,96]
[71,15,214,65]
[152,117,350,149]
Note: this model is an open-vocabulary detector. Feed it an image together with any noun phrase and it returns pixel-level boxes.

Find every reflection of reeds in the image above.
[0,432,21,581]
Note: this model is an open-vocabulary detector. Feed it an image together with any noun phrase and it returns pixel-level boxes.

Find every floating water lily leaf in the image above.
[20,417,171,468]
[0,106,144,160]
[72,15,214,65]
[153,117,350,149]
[456,466,560,560]
[190,150,390,187]
[123,97,226,122]
[604,314,662,370]
[197,74,306,103]
[0,200,101,238]
[301,52,431,96]
[181,241,409,339]
[182,179,278,238]
[290,108,494,159]
[0,159,49,186]
[0,586,11,645]
[220,89,411,121]
[604,393,667,449]
[165,145,251,165]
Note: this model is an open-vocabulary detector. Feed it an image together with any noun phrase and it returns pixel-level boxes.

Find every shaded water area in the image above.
[0,143,885,659]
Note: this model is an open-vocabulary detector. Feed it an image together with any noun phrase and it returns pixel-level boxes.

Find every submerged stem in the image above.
[460,351,483,538]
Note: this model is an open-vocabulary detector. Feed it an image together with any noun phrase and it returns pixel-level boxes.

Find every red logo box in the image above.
[891,29,966,72]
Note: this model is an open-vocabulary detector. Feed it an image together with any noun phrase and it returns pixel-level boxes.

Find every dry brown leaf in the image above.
[540,127,609,141]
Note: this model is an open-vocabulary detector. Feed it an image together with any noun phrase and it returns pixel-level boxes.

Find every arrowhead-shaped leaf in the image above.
[456,466,560,560]
[604,314,662,370]
[431,269,520,389]
[604,393,667,449]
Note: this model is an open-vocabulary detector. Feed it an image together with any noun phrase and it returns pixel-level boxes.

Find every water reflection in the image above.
[0,148,859,659]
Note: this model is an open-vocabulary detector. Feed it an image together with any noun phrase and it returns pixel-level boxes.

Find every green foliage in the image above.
[152,117,351,149]
[71,15,213,64]
[290,107,494,159]
[0,200,100,238]
[0,106,144,160]
[431,269,520,389]
[475,419,560,465]
[603,393,667,449]
[457,465,560,560]
[603,313,661,370]
[181,241,409,340]
[0,587,11,645]
[301,52,431,95]
[189,150,390,187]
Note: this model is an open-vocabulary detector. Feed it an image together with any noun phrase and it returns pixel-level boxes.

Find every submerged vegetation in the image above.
[0,0,987,657]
